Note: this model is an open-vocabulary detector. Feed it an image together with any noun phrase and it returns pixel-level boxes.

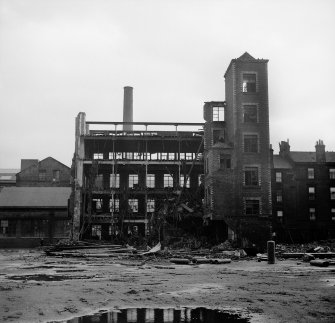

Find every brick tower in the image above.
[204,52,272,247]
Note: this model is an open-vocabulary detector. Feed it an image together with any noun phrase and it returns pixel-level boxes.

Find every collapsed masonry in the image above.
[71,53,272,247]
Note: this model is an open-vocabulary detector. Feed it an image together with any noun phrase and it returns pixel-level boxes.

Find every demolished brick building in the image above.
[71,53,335,246]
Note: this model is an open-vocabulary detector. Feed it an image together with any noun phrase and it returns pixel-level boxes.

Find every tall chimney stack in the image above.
[123,86,133,131]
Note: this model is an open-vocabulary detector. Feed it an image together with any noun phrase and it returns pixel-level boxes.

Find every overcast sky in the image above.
[0,0,334,168]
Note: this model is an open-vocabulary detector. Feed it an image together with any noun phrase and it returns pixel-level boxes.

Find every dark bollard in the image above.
[267,240,275,264]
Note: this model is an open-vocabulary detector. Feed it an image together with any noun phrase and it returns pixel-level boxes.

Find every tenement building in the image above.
[272,140,335,242]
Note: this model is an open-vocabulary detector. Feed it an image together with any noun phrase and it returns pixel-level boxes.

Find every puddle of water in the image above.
[56,307,250,322]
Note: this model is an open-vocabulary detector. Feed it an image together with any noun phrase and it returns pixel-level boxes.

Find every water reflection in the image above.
[64,307,249,323]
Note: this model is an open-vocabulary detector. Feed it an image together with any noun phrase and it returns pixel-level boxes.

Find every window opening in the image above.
[243,105,258,123]
[146,174,155,188]
[93,153,103,160]
[244,167,259,186]
[308,168,314,179]
[276,172,282,183]
[308,186,315,200]
[147,199,155,212]
[245,199,260,215]
[180,175,190,188]
[164,174,173,188]
[309,208,316,221]
[329,169,335,179]
[244,134,258,153]
[109,199,119,213]
[110,174,120,188]
[213,107,224,121]
[242,73,256,92]
[129,174,138,188]
[128,199,138,212]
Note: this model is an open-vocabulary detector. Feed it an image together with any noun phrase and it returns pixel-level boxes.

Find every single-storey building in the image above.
[0,186,71,247]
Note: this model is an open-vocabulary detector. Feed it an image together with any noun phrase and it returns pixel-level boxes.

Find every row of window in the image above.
[274,187,335,201]
[93,152,202,161]
[212,104,259,123]
[93,198,155,213]
[38,170,61,182]
[97,173,197,189]
[275,169,335,183]
[276,208,335,221]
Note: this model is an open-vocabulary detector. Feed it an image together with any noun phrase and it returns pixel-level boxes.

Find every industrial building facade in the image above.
[71,53,335,245]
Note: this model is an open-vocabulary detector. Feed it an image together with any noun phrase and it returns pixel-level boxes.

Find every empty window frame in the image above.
[125,152,133,160]
[93,198,103,211]
[147,199,155,213]
[109,198,119,213]
[213,129,225,144]
[329,169,335,179]
[161,152,168,160]
[275,172,282,183]
[39,170,46,181]
[276,191,283,202]
[309,208,316,221]
[220,154,231,169]
[110,174,120,188]
[164,174,173,188]
[168,153,175,160]
[245,199,260,215]
[128,174,138,188]
[146,174,155,188]
[185,153,193,160]
[307,168,314,179]
[91,225,102,239]
[242,73,256,93]
[94,174,103,189]
[243,105,258,123]
[53,170,60,182]
[179,152,185,160]
[243,134,258,153]
[180,175,190,188]
[331,187,335,200]
[308,186,315,200]
[128,199,138,213]
[244,167,259,186]
[212,107,224,121]
[93,153,104,160]
[150,153,158,160]
[133,153,142,160]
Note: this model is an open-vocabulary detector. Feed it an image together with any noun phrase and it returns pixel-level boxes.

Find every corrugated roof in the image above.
[273,155,292,169]
[0,187,71,208]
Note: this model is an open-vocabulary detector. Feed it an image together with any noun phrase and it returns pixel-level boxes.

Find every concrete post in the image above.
[267,240,275,264]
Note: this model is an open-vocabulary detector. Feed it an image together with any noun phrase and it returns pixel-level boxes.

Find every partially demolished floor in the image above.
[0,249,334,323]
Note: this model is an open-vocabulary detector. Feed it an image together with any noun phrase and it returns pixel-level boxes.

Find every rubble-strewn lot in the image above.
[0,249,334,323]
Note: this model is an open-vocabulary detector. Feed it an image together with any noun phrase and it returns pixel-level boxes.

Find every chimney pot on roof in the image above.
[315,139,326,163]
[279,140,290,158]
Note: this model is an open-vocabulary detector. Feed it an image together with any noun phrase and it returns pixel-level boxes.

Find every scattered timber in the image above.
[281,253,335,259]
[310,260,330,267]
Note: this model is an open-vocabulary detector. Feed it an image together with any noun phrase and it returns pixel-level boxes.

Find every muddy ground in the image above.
[0,249,334,323]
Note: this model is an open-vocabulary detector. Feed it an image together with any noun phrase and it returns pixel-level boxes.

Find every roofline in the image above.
[86,121,204,126]
[16,157,70,175]
[224,58,269,78]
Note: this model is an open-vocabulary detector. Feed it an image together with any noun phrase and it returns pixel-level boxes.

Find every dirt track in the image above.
[0,249,334,323]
